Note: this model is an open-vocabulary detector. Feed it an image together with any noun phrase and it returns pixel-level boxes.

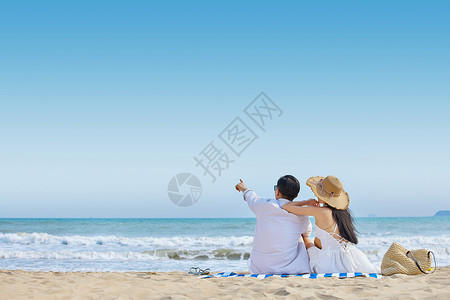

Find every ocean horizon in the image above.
[1,217,449,272]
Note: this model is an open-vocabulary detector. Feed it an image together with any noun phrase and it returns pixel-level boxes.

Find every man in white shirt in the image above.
[235,175,315,274]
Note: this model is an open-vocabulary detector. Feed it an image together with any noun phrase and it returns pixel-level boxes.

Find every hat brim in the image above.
[306,176,349,210]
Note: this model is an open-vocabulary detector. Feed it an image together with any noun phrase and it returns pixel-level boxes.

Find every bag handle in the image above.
[406,251,437,274]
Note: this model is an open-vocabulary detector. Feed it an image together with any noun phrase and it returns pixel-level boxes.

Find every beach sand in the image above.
[1,267,449,300]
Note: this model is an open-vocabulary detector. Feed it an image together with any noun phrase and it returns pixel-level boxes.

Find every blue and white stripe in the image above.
[199,272,382,279]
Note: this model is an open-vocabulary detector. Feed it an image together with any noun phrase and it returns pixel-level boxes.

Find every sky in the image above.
[0,1,449,218]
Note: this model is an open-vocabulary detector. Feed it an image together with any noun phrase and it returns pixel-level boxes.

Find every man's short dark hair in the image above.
[277,175,300,201]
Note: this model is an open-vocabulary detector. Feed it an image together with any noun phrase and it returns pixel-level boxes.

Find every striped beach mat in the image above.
[199,272,382,279]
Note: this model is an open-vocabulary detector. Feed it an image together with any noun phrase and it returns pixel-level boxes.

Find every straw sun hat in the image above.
[306,175,349,210]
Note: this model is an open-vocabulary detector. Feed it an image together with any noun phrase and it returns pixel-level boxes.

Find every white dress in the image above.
[307,224,378,274]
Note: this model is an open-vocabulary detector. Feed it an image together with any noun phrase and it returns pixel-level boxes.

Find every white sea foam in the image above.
[0,250,155,260]
[2,232,449,250]
[0,233,254,248]
[1,231,449,271]
[357,235,450,267]
[358,235,450,247]
[0,248,251,261]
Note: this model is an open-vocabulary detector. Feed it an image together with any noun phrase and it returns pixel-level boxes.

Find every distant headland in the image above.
[434,210,450,217]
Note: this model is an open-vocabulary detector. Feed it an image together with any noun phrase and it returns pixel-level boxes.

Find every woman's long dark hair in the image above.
[326,204,358,244]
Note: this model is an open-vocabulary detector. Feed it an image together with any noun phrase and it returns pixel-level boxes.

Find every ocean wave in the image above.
[361,247,450,265]
[1,232,449,266]
[0,248,251,261]
[2,232,449,249]
[0,247,448,266]
[0,233,254,248]
[358,235,450,247]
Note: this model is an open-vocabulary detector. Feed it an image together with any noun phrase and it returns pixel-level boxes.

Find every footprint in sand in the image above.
[314,292,343,300]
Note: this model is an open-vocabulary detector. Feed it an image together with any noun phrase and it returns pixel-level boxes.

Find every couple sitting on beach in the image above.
[235,175,378,275]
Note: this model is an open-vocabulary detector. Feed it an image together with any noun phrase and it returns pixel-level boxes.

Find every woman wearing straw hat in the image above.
[282,175,378,274]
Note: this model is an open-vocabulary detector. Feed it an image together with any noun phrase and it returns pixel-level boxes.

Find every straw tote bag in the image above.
[381,242,436,275]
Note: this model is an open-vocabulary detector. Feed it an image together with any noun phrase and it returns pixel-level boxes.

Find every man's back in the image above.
[243,189,311,274]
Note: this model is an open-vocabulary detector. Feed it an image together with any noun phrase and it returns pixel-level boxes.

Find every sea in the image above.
[0,217,449,272]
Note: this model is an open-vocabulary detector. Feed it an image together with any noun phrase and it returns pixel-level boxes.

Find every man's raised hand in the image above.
[235,179,248,192]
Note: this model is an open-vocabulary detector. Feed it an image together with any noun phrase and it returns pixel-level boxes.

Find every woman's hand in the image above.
[282,199,321,217]
[287,198,319,206]
[303,198,320,207]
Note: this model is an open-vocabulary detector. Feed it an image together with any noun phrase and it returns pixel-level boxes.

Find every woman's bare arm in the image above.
[282,201,323,217]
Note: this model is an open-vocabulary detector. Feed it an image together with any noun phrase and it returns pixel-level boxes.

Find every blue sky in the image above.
[0,1,449,217]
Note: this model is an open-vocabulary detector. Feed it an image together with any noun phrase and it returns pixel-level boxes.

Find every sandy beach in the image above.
[0,267,449,300]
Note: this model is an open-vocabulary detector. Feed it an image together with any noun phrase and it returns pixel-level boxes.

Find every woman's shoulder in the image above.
[316,206,333,216]
[314,207,334,226]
